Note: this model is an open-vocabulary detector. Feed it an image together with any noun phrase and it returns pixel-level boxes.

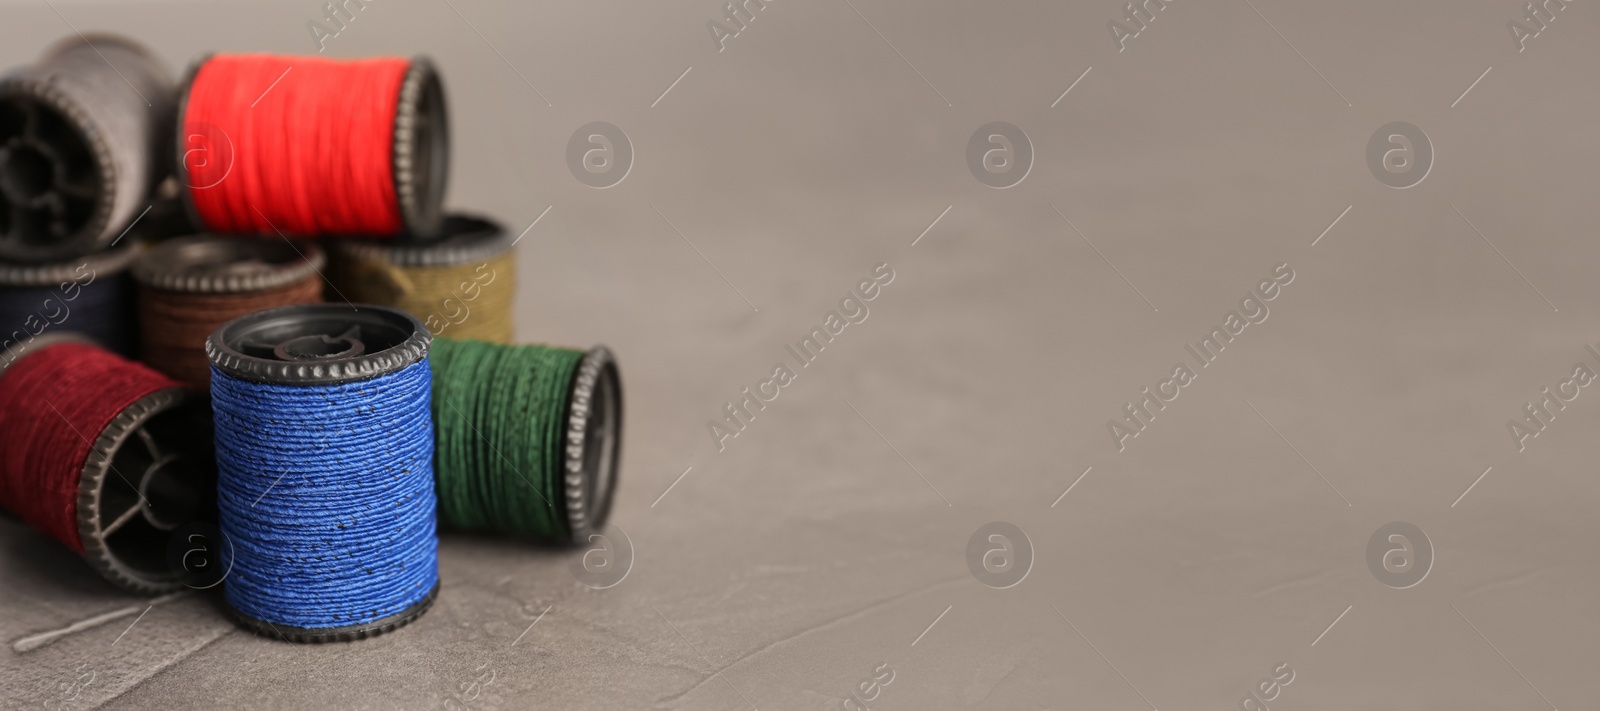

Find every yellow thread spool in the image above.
[330,216,515,342]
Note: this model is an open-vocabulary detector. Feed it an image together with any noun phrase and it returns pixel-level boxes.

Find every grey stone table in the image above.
[4,1,1599,708]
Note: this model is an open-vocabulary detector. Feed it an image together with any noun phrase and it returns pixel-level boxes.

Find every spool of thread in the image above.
[0,35,174,261]
[0,241,139,357]
[134,236,324,386]
[429,337,622,544]
[176,53,448,239]
[0,332,214,593]
[207,303,438,642]
[332,215,514,342]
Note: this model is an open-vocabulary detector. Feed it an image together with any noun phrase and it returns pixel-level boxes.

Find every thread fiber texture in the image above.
[182,54,408,237]
[0,341,176,551]
[430,338,581,538]
[139,276,322,386]
[212,360,437,629]
[338,251,513,342]
[1,271,136,356]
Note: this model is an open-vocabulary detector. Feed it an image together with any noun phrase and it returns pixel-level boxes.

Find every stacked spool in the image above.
[0,34,216,594]
[171,51,459,643]
[0,37,631,645]
[133,236,324,387]
[174,53,448,239]
[330,215,515,342]
[0,34,172,352]
[1,240,139,356]
[0,35,172,261]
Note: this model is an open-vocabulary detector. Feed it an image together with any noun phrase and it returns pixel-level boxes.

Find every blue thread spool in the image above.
[206,303,439,643]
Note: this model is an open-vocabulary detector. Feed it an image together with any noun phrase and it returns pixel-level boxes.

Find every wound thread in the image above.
[140,279,322,385]
[0,334,212,593]
[332,217,514,342]
[430,338,621,543]
[1,243,139,357]
[0,340,169,549]
[212,362,437,632]
[342,252,513,342]
[178,53,448,238]
[207,303,438,641]
[134,237,324,386]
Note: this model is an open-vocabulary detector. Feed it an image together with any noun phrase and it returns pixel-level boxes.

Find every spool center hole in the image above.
[274,334,365,361]
[139,457,197,531]
[1,143,54,200]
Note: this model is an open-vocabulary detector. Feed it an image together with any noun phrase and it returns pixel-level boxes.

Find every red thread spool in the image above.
[175,53,448,239]
[0,333,214,593]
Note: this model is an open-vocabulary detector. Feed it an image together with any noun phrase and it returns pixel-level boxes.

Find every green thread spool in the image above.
[429,337,621,543]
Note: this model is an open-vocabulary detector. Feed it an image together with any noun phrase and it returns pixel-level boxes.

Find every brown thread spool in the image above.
[133,237,324,386]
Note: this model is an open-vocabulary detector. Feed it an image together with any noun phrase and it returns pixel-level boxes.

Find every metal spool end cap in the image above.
[393,57,448,240]
[133,235,324,294]
[0,238,137,288]
[206,303,430,385]
[561,345,622,544]
[332,214,509,268]
[227,581,440,644]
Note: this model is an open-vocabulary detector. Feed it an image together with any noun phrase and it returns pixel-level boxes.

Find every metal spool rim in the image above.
[77,385,213,595]
[331,214,509,268]
[561,345,622,544]
[205,303,431,385]
[0,77,115,261]
[226,581,440,644]
[132,235,325,294]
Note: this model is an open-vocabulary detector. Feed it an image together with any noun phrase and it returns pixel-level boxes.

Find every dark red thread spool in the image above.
[175,53,448,239]
[0,333,214,593]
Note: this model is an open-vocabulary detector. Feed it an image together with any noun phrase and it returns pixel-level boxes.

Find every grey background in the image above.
[4,0,1600,708]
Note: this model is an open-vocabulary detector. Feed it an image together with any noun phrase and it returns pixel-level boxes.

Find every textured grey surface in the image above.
[4,0,1600,708]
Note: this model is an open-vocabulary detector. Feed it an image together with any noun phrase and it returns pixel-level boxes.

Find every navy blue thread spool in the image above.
[206,303,439,643]
[0,241,138,357]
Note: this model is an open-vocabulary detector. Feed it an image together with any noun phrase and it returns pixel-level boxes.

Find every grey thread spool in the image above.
[0,35,174,261]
